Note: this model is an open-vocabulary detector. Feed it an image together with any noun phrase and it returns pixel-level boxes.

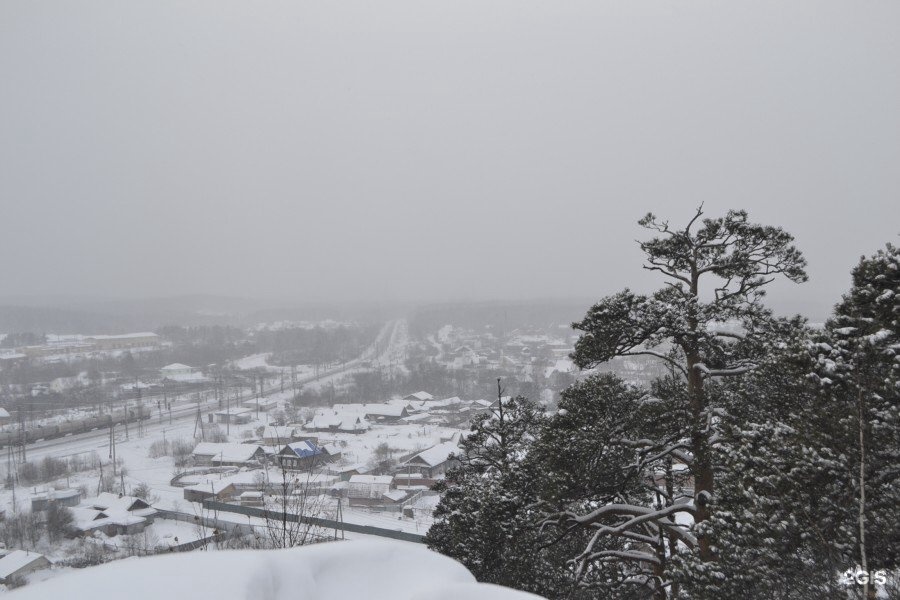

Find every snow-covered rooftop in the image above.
[404,442,460,468]
[88,332,158,340]
[0,550,49,581]
[161,363,193,371]
[192,442,262,463]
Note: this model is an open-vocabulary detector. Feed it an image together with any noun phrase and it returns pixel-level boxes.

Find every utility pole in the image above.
[124,396,130,440]
[7,444,17,514]
[334,496,345,540]
[136,381,144,438]
[18,405,26,463]
[194,404,204,441]
[226,386,231,436]
[109,422,117,479]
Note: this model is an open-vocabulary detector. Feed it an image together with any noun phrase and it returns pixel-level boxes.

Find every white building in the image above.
[348,475,393,500]
[160,363,205,382]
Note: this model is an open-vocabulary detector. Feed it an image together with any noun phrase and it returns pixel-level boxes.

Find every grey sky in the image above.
[1,1,898,316]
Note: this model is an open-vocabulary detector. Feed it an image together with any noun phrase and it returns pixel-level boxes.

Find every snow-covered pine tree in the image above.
[560,207,807,591]
[426,389,592,598]
[808,243,900,599]
[536,373,692,598]
[674,318,851,599]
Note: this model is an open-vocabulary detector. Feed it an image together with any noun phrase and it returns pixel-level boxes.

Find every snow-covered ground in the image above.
[10,539,544,599]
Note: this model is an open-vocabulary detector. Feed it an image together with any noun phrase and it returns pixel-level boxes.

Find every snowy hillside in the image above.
[9,540,544,600]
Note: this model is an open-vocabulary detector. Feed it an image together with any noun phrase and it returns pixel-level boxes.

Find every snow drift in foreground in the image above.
[9,540,544,600]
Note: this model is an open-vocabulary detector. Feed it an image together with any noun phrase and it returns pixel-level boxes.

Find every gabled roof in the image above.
[382,489,407,502]
[321,444,342,456]
[403,391,433,401]
[0,550,50,580]
[93,492,152,513]
[192,443,263,463]
[184,480,236,495]
[403,442,459,468]
[74,493,158,532]
[161,363,193,370]
[305,414,368,432]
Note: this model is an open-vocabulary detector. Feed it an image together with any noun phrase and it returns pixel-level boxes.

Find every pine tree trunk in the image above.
[687,264,715,562]
[687,351,714,562]
[857,387,874,600]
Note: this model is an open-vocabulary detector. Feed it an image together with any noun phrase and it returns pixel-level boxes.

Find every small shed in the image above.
[0,550,51,583]
[347,475,393,507]
[214,408,252,425]
[238,491,264,507]
[30,488,82,512]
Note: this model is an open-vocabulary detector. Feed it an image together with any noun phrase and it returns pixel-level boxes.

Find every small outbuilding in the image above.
[0,550,52,584]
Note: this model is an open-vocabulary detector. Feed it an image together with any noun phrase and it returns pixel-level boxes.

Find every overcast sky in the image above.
[1,1,898,316]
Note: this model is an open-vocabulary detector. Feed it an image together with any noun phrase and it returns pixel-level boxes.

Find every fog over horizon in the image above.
[2,1,898,319]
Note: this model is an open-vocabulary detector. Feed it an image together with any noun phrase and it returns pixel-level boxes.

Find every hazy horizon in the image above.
[3,0,898,314]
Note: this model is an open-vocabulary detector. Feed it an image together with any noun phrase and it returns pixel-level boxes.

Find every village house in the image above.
[403,391,434,402]
[277,440,325,471]
[303,413,369,434]
[399,442,460,481]
[71,493,157,537]
[333,403,409,423]
[191,442,265,467]
[183,481,237,503]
